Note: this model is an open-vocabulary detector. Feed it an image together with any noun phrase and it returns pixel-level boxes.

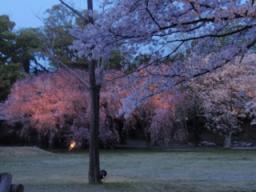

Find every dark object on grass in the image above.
[10,185,24,192]
[0,173,24,192]
[99,170,107,180]
[0,173,12,192]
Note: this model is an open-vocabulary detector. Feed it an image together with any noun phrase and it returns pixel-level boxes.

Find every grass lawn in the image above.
[0,147,256,192]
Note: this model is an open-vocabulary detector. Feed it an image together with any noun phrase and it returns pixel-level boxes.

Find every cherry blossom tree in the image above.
[4,70,87,147]
[125,92,177,146]
[192,54,256,148]
[57,0,256,184]
[202,87,246,148]
[68,0,256,128]
[3,70,123,149]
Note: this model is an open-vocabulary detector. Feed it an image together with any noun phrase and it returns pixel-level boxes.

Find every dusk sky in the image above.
[0,0,101,29]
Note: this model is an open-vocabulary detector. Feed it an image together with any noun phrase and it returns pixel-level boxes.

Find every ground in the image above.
[0,147,256,192]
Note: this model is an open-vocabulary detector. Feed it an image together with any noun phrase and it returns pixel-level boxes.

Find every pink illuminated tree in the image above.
[3,70,123,148]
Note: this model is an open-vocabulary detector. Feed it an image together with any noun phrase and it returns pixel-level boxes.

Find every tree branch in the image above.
[59,0,88,24]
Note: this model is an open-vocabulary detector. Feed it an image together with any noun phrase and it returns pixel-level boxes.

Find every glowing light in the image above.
[68,140,76,151]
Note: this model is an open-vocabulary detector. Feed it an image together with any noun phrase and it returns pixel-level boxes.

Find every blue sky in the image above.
[0,0,101,29]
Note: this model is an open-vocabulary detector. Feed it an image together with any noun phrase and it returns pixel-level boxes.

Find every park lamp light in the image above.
[68,140,77,151]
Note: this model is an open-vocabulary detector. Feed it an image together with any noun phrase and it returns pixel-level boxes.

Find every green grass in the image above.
[1,147,256,192]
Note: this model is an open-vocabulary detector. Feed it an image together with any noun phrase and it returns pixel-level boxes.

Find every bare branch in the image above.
[165,24,256,44]
[105,41,185,84]
[52,55,90,89]
[145,0,162,30]
[59,0,88,24]
[44,37,90,89]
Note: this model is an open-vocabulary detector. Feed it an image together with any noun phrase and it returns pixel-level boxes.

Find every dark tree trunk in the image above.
[48,131,55,149]
[224,132,232,148]
[88,63,101,184]
[23,60,30,74]
[88,60,101,184]
[86,0,101,185]
[114,118,126,145]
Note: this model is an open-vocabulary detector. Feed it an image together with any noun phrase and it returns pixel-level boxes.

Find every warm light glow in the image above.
[68,140,76,151]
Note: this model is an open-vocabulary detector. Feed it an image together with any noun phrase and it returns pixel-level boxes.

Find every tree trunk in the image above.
[48,131,55,149]
[88,60,101,184]
[0,173,12,192]
[86,0,101,185]
[224,132,232,148]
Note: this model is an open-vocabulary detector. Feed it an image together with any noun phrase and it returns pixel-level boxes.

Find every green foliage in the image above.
[0,15,16,64]
[0,15,42,72]
[15,28,42,73]
[108,51,123,69]
[0,16,21,101]
[0,15,40,100]
[41,4,87,69]
[0,63,23,101]
[0,15,15,32]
